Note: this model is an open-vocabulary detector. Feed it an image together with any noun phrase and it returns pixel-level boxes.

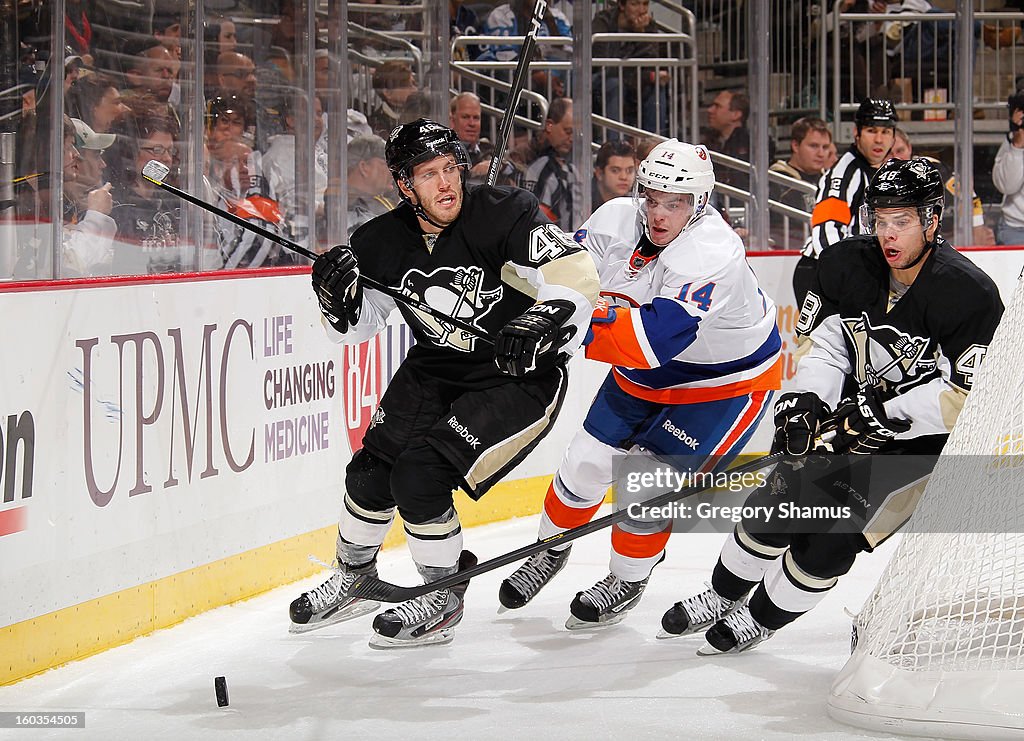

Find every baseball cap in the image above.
[72,118,116,151]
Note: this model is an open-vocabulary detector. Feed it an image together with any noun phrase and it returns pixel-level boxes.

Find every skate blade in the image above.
[656,627,703,640]
[288,599,380,634]
[564,611,630,631]
[696,636,770,656]
[696,641,727,656]
[367,628,456,650]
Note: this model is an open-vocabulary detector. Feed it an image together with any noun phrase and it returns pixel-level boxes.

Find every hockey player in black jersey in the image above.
[289,119,600,647]
[794,98,898,307]
[661,157,1004,654]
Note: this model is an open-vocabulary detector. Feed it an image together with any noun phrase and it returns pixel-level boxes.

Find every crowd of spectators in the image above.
[9,0,1013,282]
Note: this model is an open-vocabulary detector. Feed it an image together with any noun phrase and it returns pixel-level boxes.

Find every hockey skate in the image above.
[498,546,572,611]
[288,560,380,634]
[697,604,775,655]
[657,585,739,639]
[369,551,477,649]
[565,554,663,630]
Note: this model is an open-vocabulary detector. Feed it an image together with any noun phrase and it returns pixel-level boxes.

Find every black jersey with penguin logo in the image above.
[796,235,1003,408]
[349,184,585,388]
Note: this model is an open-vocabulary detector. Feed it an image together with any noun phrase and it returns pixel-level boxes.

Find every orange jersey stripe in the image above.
[709,390,771,459]
[543,482,603,529]
[585,307,653,369]
[611,523,671,559]
[810,197,852,228]
[611,356,782,404]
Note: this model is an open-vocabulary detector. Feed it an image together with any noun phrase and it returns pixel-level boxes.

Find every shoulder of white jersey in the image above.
[573,197,639,246]
[659,207,743,276]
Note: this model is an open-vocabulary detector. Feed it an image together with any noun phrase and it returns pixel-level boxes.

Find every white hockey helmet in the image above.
[634,139,716,236]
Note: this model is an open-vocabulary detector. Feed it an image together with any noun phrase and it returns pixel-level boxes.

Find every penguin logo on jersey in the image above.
[840,313,935,392]
[399,265,502,352]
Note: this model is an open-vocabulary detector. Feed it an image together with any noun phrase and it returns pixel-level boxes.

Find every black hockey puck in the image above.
[214,676,229,707]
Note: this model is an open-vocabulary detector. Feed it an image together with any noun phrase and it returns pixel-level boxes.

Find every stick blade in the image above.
[347,574,423,603]
[142,159,170,184]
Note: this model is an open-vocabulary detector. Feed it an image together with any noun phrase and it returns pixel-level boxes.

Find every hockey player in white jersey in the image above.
[498,140,783,629]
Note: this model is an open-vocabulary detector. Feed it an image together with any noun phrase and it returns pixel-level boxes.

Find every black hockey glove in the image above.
[771,391,830,456]
[819,386,911,455]
[494,300,576,376]
[312,245,361,333]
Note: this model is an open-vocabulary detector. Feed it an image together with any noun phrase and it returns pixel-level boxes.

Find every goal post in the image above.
[827,274,1024,739]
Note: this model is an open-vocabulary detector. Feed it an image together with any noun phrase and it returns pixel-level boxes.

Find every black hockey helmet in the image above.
[854,98,898,129]
[865,157,944,217]
[862,158,944,257]
[385,118,470,184]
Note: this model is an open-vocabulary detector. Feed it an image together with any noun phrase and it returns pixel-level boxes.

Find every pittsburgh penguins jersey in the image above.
[802,145,878,259]
[794,235,1003,437]
[323,184,600,388]
[576,197,782,403]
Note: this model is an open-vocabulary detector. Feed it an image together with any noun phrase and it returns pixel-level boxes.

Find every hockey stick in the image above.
[346,451,788,603]
[485,0,547,186]
[140,160,493,344]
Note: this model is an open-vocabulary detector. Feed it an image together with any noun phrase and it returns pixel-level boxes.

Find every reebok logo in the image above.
[662,420,699,450]
[448,416,481,449]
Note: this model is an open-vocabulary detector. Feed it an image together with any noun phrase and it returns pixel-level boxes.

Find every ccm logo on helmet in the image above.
[696,147,708,160]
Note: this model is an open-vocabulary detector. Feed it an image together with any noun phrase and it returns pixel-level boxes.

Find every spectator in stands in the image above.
[523,98,580,231]
[345,134,398,238]
[890,127,993,246]
[205,17,238,57]
[824,140,839,171]
[479,0,572,97]
[60,115,115,276]
[347,109,373,142]
[65,118,114,215]
[109,110,182,259]
[635,136,659,162]
[796,98,897,305]
[122,37,177,110]
[592,139,637,211]
[450,92,484,163]
[592,0,671,135]
[704,89,751,190]
[367,61,418,138]
[450,0,482,60]
[203,96,291,269]
[991,94,1024,246]
[262,93,328,244]
[67,73,130,133]
[449,92,495,182]
[315,48,330,94]
[204,18,238,95]
[215,52,257,101]
[153,13,182,66]
[768,117,832,249]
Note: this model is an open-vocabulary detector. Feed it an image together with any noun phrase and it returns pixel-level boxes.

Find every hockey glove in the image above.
[312,245,361,333]
[772,391,830,456]
[494,300,576,376]
[820,386,911,455]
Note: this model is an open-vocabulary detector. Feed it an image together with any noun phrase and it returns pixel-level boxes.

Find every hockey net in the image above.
[827,273,1024,740]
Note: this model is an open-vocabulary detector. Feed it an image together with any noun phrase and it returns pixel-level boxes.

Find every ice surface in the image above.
[0,514,904,740]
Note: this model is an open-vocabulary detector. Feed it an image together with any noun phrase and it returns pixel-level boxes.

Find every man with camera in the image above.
[992,91,1024,246]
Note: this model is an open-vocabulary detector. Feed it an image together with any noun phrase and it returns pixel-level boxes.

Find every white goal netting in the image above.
[828,274,1024,740]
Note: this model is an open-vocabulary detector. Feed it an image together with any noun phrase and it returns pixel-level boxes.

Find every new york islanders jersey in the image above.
[323,185,599,388]
[795,236,1004,438]
[575,198,782,403]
